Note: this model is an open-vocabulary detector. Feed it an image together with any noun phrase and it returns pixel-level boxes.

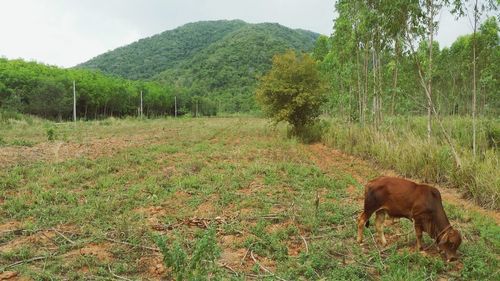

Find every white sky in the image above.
[0,0,475,68]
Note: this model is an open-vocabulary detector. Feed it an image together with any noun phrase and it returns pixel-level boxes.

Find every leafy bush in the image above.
[256,50,327,141]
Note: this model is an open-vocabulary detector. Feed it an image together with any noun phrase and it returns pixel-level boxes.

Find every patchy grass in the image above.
[0,117,498,280]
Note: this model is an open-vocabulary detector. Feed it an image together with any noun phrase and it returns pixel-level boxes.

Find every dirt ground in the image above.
[0,119,498,280]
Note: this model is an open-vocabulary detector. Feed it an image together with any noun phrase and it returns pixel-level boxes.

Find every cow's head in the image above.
[438,227,462,262]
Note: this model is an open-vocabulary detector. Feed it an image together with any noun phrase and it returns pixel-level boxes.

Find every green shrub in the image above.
[46,127,56,141]
[288,120,329,144]
[256,50,327,141]
[155,228,221,280]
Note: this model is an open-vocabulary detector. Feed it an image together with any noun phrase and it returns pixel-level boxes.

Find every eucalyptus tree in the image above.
[329,0,420,125]
[455,0,498,157]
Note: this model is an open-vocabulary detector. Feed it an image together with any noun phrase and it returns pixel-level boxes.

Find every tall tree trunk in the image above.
[372,47,378,129]
[349,86,353,123]
[472,0,478,158]
[364,41,369,126]
[377,49,383,126]
[357,46,363,123]
[391,36,400,116]
[426,0,435,142]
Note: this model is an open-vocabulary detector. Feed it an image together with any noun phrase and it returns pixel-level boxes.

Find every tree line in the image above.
[0,59,217,120]
[316,1,498,124]
[308,0,498,162]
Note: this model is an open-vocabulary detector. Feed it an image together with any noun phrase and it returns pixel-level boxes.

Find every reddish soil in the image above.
[63,243,113,262]
[0,271,31,281]
[0,221,21,233]
[134,206,168,227]
[0,230,57,253]
[0,133,169,169]
[137,255,166,280]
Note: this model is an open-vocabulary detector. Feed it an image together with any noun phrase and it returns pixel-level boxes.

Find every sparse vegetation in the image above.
[0,117,498,279]
[0,1,498,279]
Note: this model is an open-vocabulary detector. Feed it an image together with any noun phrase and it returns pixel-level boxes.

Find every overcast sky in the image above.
[0,0,475,68]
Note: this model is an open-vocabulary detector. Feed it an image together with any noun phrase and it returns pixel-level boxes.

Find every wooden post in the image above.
[73,80,76,122]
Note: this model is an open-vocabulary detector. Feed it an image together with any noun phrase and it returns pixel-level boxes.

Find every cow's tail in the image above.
[362,178,381,229]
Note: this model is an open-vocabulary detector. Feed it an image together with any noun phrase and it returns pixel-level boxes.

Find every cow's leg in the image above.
[358,188,378,244]
[414,223,423,251]
[375,210,387,246]
[357,212,368,243]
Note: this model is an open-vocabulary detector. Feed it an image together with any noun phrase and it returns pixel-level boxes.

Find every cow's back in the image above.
[365,176,433,219]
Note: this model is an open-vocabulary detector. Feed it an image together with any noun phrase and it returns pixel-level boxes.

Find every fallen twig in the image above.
[250,250,288,281]
[367,228,386,269]
[1,255,50,271]
[0,229,24,236]
[242,214,283,221]
[240,245,252,266]
[304,234,329,240]
[153,216,229,231]
[299,235,309,254]
[218,262,240,276]
[108,265,134,281]
[50,228,76,245]
[105,238,160,252]
[246,273,273,279]
[328,251,378,269]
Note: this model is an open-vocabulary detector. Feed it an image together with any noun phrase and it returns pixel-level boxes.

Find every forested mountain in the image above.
[78,20,319,112]
[77,20,248,80]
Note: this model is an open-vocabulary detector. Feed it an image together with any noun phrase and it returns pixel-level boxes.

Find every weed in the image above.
[155,228,221,280]
[11,139,35,147]
[46,127,56,141]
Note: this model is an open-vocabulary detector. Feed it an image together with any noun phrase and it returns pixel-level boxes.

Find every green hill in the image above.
[77,20,320,112]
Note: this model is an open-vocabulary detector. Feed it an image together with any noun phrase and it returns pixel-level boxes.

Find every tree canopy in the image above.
[319,0,499,121]
[256,50,327,133]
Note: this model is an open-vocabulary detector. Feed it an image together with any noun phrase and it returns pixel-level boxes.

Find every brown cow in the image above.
[357,176,462,262]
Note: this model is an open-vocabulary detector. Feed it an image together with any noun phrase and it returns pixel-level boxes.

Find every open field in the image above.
[0,117,499,280]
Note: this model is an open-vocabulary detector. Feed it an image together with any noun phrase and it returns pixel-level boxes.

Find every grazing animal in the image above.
[357,176,462,262]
